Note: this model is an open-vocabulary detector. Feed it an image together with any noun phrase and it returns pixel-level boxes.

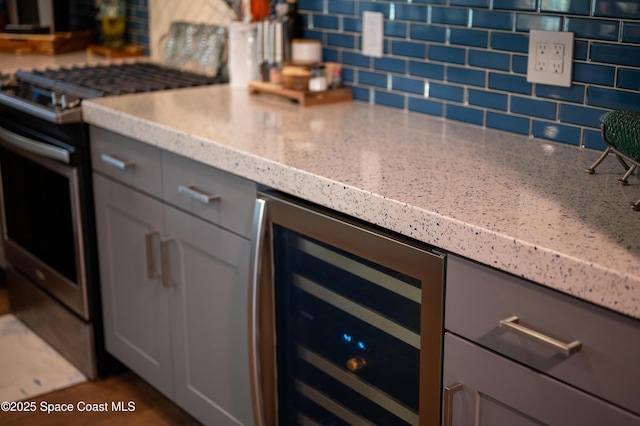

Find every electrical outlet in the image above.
[362,11,383,58]
[535,42,548,72]
[527,30,574,87]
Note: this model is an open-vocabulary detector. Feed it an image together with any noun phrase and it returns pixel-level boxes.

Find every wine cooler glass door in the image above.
[257,192,444,426]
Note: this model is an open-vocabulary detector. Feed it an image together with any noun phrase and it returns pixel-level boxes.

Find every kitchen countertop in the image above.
[82,84,640,320]
[0,51,142,74]
[0,51,97,74]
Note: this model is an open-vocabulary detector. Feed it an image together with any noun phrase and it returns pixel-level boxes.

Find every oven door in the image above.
[0,125,89,320]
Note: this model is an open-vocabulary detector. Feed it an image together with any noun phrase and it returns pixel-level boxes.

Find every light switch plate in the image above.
[362,11,383,58]
[526,30,574,87]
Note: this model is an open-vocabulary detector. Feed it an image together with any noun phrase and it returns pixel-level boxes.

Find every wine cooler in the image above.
[251,191,445,425]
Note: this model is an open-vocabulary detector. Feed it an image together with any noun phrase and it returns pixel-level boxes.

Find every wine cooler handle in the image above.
[145,231,161,279]
[249,198,268,426]
[160,237,176,288]
[443,382,463,426]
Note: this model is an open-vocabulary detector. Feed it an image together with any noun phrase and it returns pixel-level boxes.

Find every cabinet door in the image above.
[442,333,640,426]
[164,204,253,426]
[93,174,173,397]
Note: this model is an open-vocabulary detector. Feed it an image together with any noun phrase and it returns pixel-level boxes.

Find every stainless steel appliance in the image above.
[251,191,445,425]
[0,63,227,379]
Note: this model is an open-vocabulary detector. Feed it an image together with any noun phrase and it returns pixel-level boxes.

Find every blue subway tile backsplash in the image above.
[83,0,640,150]
[468,89,508,110]
[446,104,484,125]
[294,0,640,149]
[472,10,514,30]
[622,22,640,44]
[493,0,536,11]
[487,111,530,135]
[432,7,470,26]
[594,0,640,19]
[540,0,591,16]
[618,69,640,90]
[565,18,619,41]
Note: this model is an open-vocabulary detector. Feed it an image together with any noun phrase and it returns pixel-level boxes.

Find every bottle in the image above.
[281,0,304,62]
[308,64,327,92]
[99,0,126,50]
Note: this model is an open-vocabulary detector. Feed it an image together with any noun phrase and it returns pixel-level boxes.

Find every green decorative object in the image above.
[601,110,640,162]
[586,110,640,211]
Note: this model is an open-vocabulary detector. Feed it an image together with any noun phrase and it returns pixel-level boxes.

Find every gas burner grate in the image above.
[17,62,227,98]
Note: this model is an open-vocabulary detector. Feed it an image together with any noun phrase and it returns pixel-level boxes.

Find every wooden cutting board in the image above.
[248,81,352,106]
[0,30,96,55]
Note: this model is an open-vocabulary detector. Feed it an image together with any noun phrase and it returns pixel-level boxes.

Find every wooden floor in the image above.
[0,279,202,425]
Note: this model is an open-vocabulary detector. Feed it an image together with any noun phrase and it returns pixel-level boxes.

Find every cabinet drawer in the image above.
[161,151,256,238]
[90,127,162,198]
[445,255,640,415]
[443,333,640,425]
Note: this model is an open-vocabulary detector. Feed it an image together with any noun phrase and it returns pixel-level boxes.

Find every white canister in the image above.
[291,39,322,65]
[228,21,260,89]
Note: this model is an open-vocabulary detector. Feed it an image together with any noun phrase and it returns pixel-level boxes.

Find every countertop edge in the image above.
[82,100,640,320]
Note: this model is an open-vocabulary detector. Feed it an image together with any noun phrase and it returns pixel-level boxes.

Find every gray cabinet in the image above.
[93,174,172,396]
[443,333,639,425]
[443,255,640,425]
[91,127,256,426]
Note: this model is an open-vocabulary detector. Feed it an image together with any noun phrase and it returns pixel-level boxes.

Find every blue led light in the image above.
[343,333,352,342]
[357,341,366,350]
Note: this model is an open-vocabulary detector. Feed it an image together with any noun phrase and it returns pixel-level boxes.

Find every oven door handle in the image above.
[0,125,70,164]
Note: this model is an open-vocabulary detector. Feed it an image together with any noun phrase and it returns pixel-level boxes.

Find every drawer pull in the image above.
[443,382,463,426]
[101,153,135,170]
[178,184,220,204]
[499,316,582,356]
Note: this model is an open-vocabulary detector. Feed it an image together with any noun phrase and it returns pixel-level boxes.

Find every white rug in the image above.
[0,314,87,401]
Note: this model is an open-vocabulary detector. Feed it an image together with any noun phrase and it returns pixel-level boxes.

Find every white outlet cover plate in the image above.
[362,11,384,58]
[527,30,574,87]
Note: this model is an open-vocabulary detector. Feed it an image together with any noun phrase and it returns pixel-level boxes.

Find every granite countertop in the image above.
[0,51,96,74]
[82,84,640,320]
[0,51,143,75]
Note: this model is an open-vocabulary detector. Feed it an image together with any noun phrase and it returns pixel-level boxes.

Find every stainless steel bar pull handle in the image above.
[0,125,70,164]
[101,153,135,170]
[160,237,176,288]
[248,198,267,426]
[145,232,161,279]
[443,383,463,426]
[178,184,220,204]
[499,316,582,356]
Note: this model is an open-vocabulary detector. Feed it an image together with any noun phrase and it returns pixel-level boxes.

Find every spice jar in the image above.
[308,64,327,92]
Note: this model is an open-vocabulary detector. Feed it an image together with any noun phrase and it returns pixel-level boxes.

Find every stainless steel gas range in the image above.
[0,62,227,379]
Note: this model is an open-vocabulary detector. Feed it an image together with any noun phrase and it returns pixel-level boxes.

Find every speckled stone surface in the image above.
[82,85,640,320]
[0,52,99,74]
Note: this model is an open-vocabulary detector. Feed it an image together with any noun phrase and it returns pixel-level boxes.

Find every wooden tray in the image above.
[248,81,352,106]
[87,44,145,59]
[0,30,95,55]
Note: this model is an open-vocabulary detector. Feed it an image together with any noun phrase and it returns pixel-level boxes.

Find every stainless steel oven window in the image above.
[0,128,89,320]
